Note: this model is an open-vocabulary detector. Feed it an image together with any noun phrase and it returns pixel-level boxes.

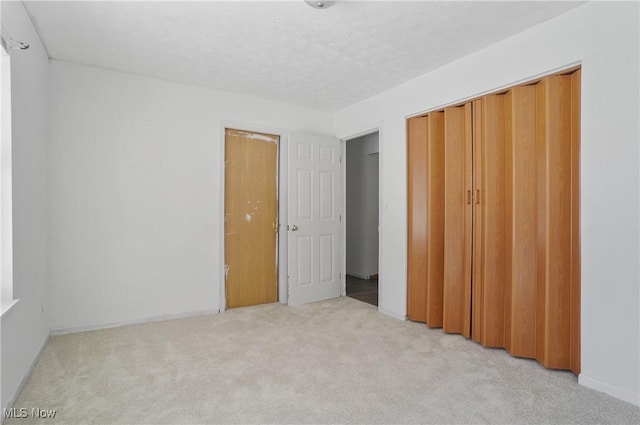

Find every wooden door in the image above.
[475,94,507,347]
[425,112,445,327]
[407,116,428,322]
[224,128,278,309]
[407,114,445,325]
[471,99,484,343]
[443,103,472,336]
[535,74,574,369]
[504,85,538,357]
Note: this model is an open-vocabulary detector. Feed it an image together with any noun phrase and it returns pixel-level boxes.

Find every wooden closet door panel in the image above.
[504,95,513,350]
[505,86,537,358]
[462,104,473,339]
[443,104,472,335]
[407,116,428,322]
[535,79,548,364]
[478,94,506,347]
[426,112,445,327]
[471,100,484,343]
[547,75,573,369]
[537,75,572,369]
[570,69,581,374]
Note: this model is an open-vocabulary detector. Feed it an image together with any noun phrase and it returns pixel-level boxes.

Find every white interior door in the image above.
[287,132,342,306]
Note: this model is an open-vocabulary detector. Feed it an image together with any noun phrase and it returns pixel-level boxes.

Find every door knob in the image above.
[291,225,299,231]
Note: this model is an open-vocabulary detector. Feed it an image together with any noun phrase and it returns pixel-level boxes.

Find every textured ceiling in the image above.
[24,1,582,111]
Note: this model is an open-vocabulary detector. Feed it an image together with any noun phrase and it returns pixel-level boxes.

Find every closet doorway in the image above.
[345,131,380,306]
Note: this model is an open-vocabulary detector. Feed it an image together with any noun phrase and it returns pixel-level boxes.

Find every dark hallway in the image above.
[346,275,378,306]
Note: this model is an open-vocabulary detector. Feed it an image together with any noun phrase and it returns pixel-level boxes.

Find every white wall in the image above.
[47,60,333,332]
[346,133,379,279]
[334,2,640,406]
[0,1,50,411]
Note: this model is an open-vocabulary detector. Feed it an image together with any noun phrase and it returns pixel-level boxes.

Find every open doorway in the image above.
[345,131,379,306]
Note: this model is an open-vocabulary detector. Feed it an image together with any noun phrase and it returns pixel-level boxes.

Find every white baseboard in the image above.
[2,333,50,424]
[579,373,640,406]
[50,308,220,335]
[378,308,406,321]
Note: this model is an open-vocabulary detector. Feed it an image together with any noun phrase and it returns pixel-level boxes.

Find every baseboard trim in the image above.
[579,373,640,406]
[2,333,50,424]
[378,308,406,321]
[50,308,221,335]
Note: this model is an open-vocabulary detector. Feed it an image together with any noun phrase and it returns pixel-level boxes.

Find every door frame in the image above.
[340,124,383,307]
[219,121,289,312]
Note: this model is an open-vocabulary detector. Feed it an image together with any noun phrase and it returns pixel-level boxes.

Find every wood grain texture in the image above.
[407,116,428,323]
[546,75,573,369]
[462,103,473,339]
[478,94,506,347]
[505,86,537,358]
[570,69,581,374]
[443,104,472,335]
[471,100,484,343]
[504,94,513,351]
[426,112,445,328]
[535,79,548,365]
[224,129,279,308]
[537,75,573,369]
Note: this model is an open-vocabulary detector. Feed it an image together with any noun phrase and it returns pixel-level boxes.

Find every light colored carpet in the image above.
[7,297,640,424]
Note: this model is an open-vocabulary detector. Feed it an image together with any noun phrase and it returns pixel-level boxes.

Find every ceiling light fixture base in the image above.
[305,1,336,10]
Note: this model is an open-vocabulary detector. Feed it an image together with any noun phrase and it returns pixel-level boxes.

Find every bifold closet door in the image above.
[406,69,580,374]
[407,116,428,322]
[471,100,484,342]
[443,104,472,337]
[501,71,580,373]
[425,112,445,327]
[406,113,445,325]
[442,95,508,344]
[472,94,506,347]
[533,72,580,371]
[504,85,538,358]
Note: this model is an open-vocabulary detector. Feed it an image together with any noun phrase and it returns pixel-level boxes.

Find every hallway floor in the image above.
[346,275,378,306]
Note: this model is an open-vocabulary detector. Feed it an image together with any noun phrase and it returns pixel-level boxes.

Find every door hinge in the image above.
[339,214,342,222]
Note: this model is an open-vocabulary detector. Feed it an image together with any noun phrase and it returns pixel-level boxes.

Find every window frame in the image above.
[1,37,17,316]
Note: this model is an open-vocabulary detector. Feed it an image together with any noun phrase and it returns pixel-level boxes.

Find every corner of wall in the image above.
[579,374,640,407]
[1,333,50,414]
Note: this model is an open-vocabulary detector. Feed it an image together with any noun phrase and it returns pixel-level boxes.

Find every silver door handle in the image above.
[290,225,298,231]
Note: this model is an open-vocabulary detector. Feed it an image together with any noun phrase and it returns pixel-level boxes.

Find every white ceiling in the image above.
[24,1,582,111]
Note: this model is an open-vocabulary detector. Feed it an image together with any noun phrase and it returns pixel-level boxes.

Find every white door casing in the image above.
[287,132,342,306]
